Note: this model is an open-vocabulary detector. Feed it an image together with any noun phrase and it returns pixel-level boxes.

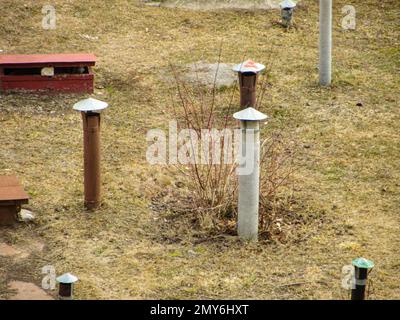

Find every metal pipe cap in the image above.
[352,258,374,269]
[280,0,297,9]
[232,60,266,74]
[73,98,109,113]
[233,107,268,121]
[56,273,79,284]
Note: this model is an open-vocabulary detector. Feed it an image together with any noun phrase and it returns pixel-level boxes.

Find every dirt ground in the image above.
[0,0,399,299]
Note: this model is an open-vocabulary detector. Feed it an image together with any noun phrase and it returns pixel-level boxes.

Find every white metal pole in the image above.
[237,119,261,241]
[319,0,332,86]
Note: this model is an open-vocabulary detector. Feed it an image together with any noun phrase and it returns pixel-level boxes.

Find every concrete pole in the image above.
[238,120,260,241]
[319,0,332,86]
[73,98,109,211]
[234,107,268,241]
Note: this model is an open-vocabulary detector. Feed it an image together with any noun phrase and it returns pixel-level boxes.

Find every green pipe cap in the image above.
[352,257,374,269]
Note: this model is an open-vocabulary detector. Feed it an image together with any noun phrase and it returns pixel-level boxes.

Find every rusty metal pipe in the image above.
[73,98,108,210]
[351,266,368,300]
[350,258,374,300]
[56,273,78,300]
[238,72,258,108]
[81,112,101,210]
[233,60,265,110]
[59,283,73,300]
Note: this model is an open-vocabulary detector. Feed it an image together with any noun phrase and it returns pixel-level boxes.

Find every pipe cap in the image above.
[56,273,79,284]
[280,0,297,9]
[352,258,374,269]
[73,98,108,113]
[233,107,268,121]
[232,60,266,74]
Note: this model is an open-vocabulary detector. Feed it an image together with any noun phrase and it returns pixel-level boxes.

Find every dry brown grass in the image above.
[0,0,399,299]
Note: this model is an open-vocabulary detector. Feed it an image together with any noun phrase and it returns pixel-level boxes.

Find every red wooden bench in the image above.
[0,53,96,93]
[0,176,29,225]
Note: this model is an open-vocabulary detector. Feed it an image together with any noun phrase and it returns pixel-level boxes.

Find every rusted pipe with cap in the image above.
[351,258,374,300]
[56,273,78,300]
[232,60,266,109]
[73,98,109,210]
[82,112,101,210]
[280,0,297,28]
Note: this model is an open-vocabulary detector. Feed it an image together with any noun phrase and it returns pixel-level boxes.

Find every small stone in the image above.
[41,67,54,77]
[19,209,35,222]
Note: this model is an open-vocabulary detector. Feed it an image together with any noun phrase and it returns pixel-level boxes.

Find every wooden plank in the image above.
[1,74,93,82]
[0,78,94,93]
[0,53,96,66]
[0,176,19,187]
[0,176,29,203]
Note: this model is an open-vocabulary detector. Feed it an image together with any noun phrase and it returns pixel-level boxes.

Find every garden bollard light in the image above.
[56,273,78,300]
[280,0,297,28]
[232,60,266,109]
[73,98,109,210]
[351,258,374,300]
[233,107,268,241]
[319,0,332,86]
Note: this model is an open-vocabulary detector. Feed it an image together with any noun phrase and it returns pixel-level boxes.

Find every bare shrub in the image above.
[166,50,297,239]
[168,57,238,221]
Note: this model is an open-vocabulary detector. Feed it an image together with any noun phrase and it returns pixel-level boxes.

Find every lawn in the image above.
[0,0,399,299]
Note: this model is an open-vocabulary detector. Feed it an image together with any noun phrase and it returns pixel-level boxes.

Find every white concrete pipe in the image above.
[319,0,332,86]
[234,107,268,241]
